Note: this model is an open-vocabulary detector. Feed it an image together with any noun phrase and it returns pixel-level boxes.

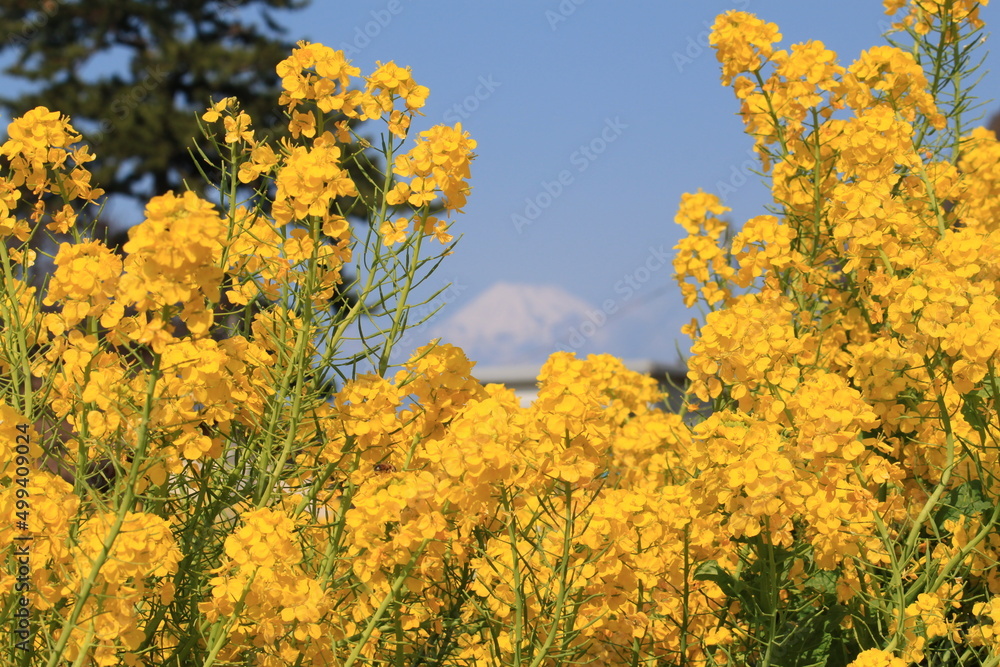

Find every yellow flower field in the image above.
[3,1,1000,665]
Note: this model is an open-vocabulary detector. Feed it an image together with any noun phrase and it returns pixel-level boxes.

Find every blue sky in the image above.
[263,0,1000,367]
[4,1,1000,370]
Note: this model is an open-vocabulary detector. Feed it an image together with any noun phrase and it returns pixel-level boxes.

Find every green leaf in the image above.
[934,479,995,529]
[694,560,743,600]
[771,604,849,667]
[961,388,991,434]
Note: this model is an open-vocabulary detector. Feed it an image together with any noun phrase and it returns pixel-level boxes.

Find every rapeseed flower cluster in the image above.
[671,1,1000,664]
[3,2,1000,664]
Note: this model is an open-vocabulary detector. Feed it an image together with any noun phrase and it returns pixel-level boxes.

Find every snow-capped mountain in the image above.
[394,281,690,368]
[423,282,610,365]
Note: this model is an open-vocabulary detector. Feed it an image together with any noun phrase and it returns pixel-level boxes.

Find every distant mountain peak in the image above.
[426,282,605,365]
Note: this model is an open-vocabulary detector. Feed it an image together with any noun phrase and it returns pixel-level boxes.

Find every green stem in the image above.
[342,539,430,667]
[44,353,162,667]
[527,482,576,667]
